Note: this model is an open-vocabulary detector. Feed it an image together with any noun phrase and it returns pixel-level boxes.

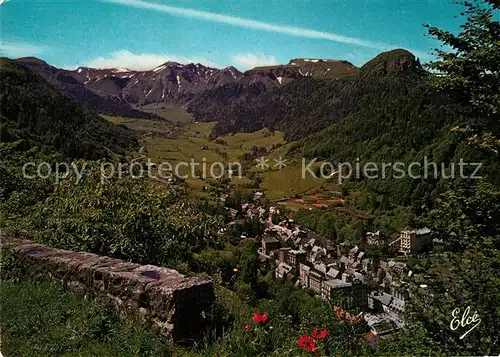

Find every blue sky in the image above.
[1,0,464,70]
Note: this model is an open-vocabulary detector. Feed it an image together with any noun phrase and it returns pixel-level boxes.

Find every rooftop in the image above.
[323,279,351,288]
[263,236,279,244]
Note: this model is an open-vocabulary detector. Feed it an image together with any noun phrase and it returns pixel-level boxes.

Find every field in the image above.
[139,103,194,122]
[103,108,337,200]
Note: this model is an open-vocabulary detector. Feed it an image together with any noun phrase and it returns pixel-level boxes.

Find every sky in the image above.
[0,0,465,71]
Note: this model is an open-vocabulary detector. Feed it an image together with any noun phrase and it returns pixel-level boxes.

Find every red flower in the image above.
[312,327,328,340]
[252,312,268,324]
[297,334,318,353]
[245,324,251,330]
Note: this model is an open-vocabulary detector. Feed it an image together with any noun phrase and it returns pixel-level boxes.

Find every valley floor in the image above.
[103,110,347,204]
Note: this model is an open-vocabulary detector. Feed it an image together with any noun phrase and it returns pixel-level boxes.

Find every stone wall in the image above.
[1,236,214,343]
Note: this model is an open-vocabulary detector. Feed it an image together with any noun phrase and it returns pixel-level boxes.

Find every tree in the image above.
[425,0,499,120]
[318,213,338,242]
[353,220,365,243]
[400,2,500,354]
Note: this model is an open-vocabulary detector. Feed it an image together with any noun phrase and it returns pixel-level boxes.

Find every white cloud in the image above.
[101,0,394,50]
[232,53,277,69]
[82,50,218,70]
[0,40,48,58]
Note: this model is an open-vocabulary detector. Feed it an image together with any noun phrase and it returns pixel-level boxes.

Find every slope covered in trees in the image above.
[189,47,499,209]
[188,50,459,142]
[0,58,138,159]
[0,59,225,270]
[16,57,162,120]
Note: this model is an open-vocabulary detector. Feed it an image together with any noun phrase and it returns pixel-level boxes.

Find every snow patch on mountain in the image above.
[153,65,166,73]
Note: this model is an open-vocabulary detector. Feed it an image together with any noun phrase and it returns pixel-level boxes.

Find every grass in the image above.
[259,165,324,200]
[102,114,342,201]
[216,129,285,152]
[0,277,297,357]
[139,104,194,123]
[102,115,173,133]
[0,280,177,357]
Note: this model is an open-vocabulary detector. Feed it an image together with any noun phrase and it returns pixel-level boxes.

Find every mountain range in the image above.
[15,49,425,135]
[15,53,367,121]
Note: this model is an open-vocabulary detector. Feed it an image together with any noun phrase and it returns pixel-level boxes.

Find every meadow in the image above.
[102,108,333,201]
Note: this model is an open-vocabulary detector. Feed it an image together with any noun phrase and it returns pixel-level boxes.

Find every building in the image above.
[228,208,239,219]
[254,191,264,200]
[432,237,444,250]
[262,236,280,254]
[321,279,350,300]
[278,248,291,263]
[290,249,306,266]
[366,231,380,245]
[397,227,432,254]
[349,278,368,308]
[364,313,404,339]
[299,263,310,287]
[326,267,340,280]
[279,247,306,268]
[321,278,367,308]
[368,291,405,314]
[308,271,323,293]
[387,260,407,275]
[275,262,293,279]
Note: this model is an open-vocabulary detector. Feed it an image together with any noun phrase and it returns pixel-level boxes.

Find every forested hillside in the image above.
[188,50,453,141]
[188,48,499,210]
[0,59,223,267]
[0,58,138,159]
[17,57,162,120]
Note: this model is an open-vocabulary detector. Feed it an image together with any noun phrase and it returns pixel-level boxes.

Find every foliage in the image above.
[2,161,225,267]
[294,210,338,243]
[425,0,500,119]
[397,2,500,355]
[0,280,176,357]
[0,58,138,159]
[403,180,500,355]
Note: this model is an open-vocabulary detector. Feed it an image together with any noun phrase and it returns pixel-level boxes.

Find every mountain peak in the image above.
[112,67,132,73]
[16,57,50,67]
[288,58,354,66]
[361,49,423,77]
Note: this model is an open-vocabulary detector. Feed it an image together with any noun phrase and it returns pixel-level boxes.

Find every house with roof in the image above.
[349,245,359,257]
[364,312,403,339]
[326,267,340,280]
[387,260,407,275]
[368,291,405,314]
[254,191,264,200]
[275,263,298,282]
[228,208,239,219]
[366,231,381,245]
[275,262,293,279]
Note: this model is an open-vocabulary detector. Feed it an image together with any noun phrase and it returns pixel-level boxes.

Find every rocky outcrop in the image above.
[1,236,214,343]
[360,49,424,77]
